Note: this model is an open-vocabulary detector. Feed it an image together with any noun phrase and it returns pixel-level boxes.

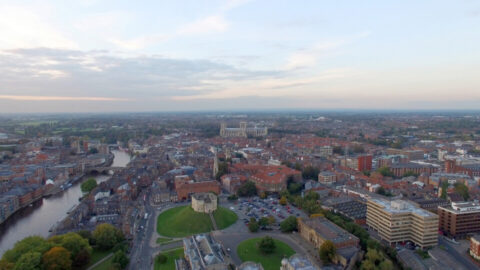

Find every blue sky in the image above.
[0,0,479,112]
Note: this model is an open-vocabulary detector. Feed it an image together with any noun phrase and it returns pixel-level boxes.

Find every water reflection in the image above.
[0,150,130,255]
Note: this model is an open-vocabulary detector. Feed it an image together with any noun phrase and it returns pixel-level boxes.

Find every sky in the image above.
[0,0,479,113]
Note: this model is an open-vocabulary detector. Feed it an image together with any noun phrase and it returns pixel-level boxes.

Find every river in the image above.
[0,150,131,256]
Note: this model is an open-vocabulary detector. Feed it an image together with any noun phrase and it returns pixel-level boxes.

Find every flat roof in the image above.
[369,198,436,217]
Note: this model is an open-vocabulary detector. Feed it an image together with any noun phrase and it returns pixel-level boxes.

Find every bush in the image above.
[280,216,297,232]
[249,219,259,232]
[112,250,129,269]
[156,253,167,264]
[258,236,276,254]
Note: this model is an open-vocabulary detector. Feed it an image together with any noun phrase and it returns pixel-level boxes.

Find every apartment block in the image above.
[366,197,438,248]
[438,202,480,238]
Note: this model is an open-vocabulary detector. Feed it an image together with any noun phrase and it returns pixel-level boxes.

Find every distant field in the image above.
[237,238,295,270]
[156,205,237,237]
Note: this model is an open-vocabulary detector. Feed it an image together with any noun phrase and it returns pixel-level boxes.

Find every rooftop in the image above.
[302,217,358,245]
[369,198,435,217]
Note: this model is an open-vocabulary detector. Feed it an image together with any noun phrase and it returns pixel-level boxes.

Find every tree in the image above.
[440,181,448,199]
[454,182,469,200]
[376,187,393,197]
[0,259,14,270]
[279,196,287,206]
[258,236,276,254]
[13,252,42,270]
[81,178,97,193]
[258,217,269,227]
[112,251,129,269]
[93,223,123,250]
[215,162,228,180]
[305,190,319,201]
[353,145,365,154]
[376,167,394,177]
[42,246,72,270]
[88,148,98,154]
[259,192,267,199]
[48,232,92,267]
[280,216,297,232]
[267,215,276,225]
[333,146,343,155]
[237,181,257,197]
[156,253,167,264]
[319,240,336,264]
[248,218,259,232]
[302,166,319,180]
[2,236,52,263]
[227,194,238,201]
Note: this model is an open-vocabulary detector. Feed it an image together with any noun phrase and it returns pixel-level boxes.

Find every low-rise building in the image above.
[298,217,359,267]
[175,234,227,270]
[191,193,217,213]
[280,254,319,270]
[318,171,337,185]
[470,235,480,260]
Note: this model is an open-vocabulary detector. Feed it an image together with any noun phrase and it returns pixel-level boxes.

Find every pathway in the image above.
[209,212,219,231]
[87,253,113,270]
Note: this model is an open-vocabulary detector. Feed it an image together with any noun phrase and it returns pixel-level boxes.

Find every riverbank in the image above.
[0,150,131,256]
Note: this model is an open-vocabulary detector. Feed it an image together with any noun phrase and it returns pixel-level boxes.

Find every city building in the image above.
[280,254,319,270]
[340,155,372,172]
[237,262,264,270]
[366,197,438,248]
[438,201,480,238]
[318,171,337,185]
[470,235,480,260]
[175,178,221,200]
[191,193,217,213]
[220,122,267,138]
[389,162,439,177]
[175,234,227,270]
[445,160,480,178]
[221,174,247,194]
[298,217,359,267]
[386,149,424,161]
[249,165,301,193]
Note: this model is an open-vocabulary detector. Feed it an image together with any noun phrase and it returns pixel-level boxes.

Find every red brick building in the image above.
[175,179,221,200]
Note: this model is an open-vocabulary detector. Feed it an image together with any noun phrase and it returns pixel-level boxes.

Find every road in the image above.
[128,192,187,270]
[437,237,480,270]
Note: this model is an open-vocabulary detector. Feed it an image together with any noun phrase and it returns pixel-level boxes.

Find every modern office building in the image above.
[438,201,480,238]
[366,197,438,248]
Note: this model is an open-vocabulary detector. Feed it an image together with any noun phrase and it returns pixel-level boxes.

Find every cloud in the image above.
[0,48,276,101]
[178,15,229,35]
[0,95,128,101]
[0,5,77,50]
[284,32,371,70]
[108,35,168,50]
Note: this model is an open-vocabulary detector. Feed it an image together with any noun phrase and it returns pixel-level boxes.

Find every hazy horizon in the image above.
[1,0,479,113]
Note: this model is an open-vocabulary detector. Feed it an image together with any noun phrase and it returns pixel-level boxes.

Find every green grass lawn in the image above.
[157,206,213,237]
[237,238,295,270]
[90,256,114,270]
[86,248,111,268]
[213,207,238,229]
[157,205,237,237]
[154,248,184,270]
[156,237,173,244]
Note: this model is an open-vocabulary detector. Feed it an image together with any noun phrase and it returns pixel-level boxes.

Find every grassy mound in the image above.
[213,206,238,229]
[157,206,213,237]
[237,237,295,270]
